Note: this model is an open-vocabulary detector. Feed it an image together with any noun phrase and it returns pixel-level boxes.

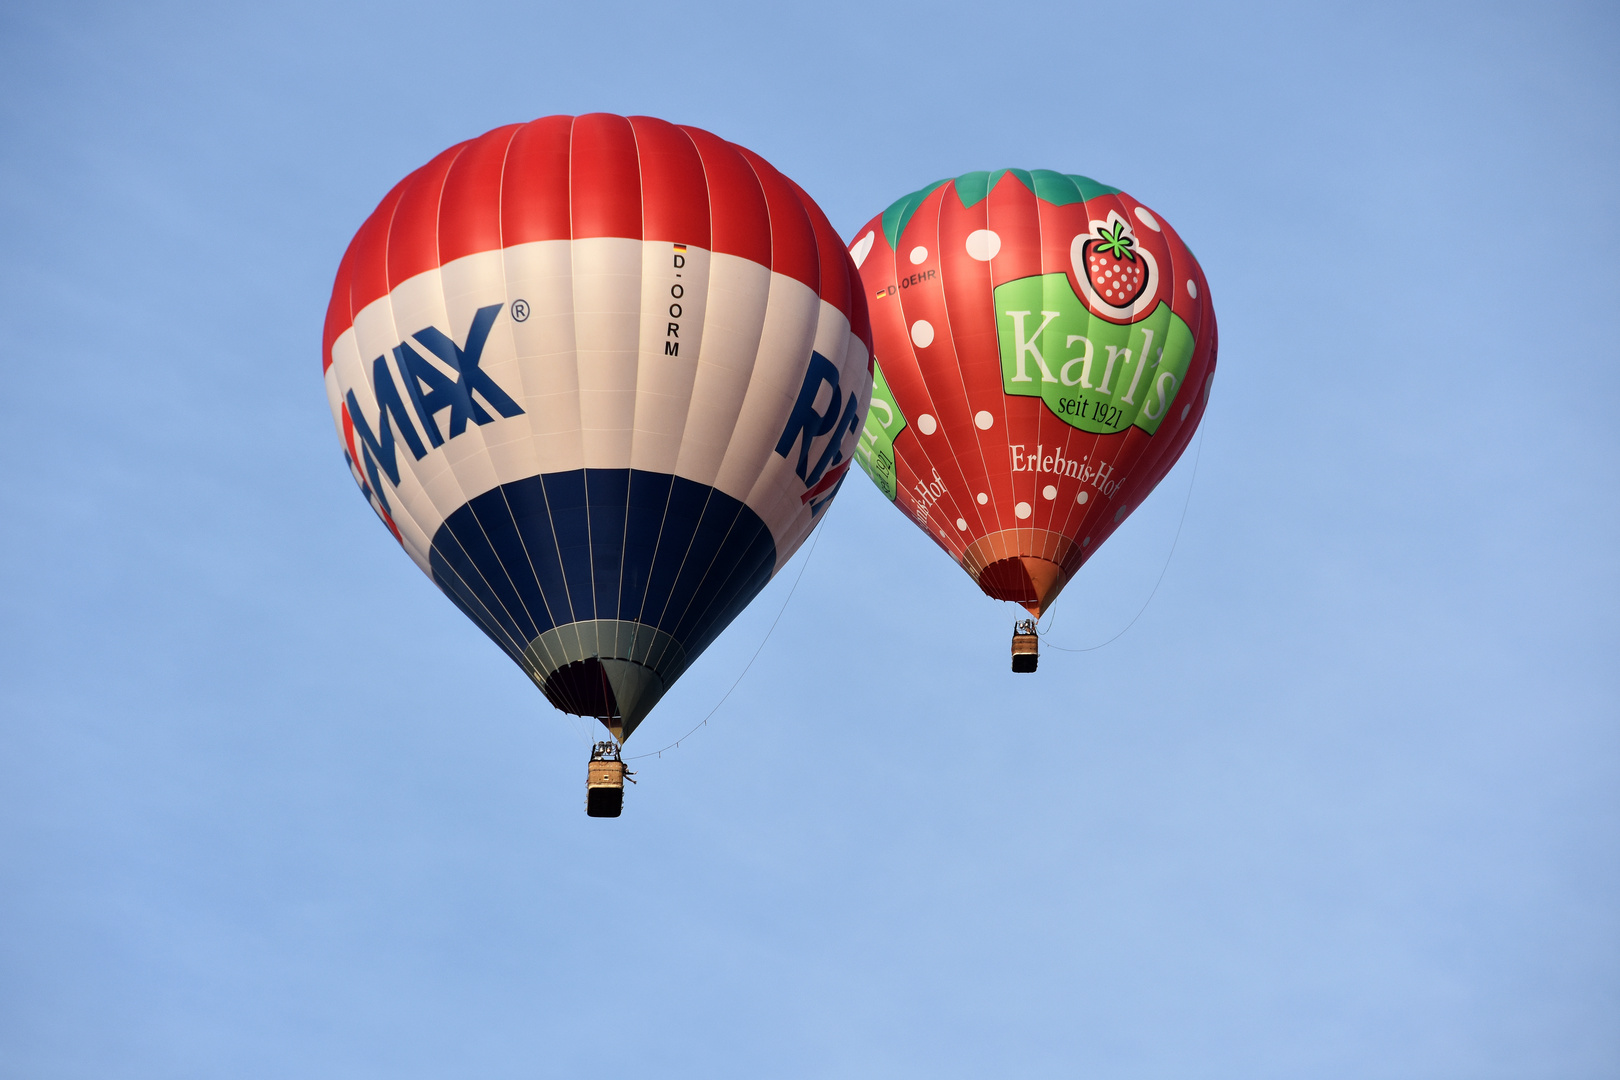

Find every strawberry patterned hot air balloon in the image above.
[847,169,1215,654]
[323,115,872,761]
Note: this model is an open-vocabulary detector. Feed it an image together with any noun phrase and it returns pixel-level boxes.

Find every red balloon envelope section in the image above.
[848,169,1217,616]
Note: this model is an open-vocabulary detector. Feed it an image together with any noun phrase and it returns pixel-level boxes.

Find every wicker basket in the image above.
[1011,631,1039,673]
[586,759,626,817]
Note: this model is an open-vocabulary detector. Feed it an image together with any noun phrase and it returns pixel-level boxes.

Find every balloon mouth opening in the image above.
[539,654,669,742]
[977,556,1066,618]
[543,658,621,717]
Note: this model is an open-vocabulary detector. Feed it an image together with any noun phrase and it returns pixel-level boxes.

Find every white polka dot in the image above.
[1114,506,1127,523]
[1180,404,1191,421]
[849,231,875,268]
[1187,279,1198,299]
[976,492,988,505]
[1014,502,1032,519]
[1042,485,1057,500]
[955,517,967,531]
[909,246,928,265]
[974,410,994,430]
[964,229,1001,261]
[1133,206,1160,231]
[1076,490,1089,505]
[910,320,935,348]
[916,413,937,435]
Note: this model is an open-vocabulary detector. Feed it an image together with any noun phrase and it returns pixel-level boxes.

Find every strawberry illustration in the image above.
[1082,218,1147,307]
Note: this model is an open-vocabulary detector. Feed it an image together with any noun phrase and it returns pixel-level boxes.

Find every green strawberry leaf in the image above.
[1093,221,1137,262]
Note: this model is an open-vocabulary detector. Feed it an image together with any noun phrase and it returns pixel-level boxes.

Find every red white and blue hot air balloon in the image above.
[322,114,872,749]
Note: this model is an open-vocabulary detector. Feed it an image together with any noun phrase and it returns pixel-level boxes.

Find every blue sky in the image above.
[2,1,1616,1077]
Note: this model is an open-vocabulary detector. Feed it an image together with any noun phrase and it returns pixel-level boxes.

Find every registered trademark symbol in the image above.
[511,299,530,322]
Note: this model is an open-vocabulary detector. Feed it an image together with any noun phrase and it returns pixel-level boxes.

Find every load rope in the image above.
[625,515,828,761]
[1045,425,1205,653]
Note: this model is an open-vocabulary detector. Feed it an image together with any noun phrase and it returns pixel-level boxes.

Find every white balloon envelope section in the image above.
[322,115,873,740]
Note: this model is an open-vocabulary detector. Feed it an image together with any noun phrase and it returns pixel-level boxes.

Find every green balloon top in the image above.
[880,169,1122,251]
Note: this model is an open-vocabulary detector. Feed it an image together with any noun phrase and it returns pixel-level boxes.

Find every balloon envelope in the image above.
[323,114,872,740]
[848,169,1216,616]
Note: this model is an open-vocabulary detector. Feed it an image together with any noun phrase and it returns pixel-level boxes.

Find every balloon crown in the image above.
[880,168,1122,251]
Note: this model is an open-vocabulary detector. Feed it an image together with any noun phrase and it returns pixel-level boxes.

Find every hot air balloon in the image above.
[847,169,1215,671]
[322,115,872,814]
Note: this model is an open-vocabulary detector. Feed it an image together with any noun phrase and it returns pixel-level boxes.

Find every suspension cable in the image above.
[1045,425,1205,653]
[626,514,829,761]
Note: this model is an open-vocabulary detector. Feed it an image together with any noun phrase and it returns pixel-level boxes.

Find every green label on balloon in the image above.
[854,361,906,501]
[994,274,1195,436]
